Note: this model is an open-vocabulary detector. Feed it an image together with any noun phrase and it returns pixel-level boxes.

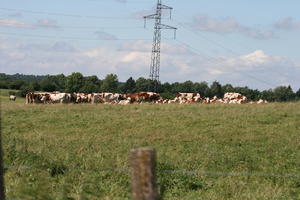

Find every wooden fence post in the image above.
[130,147,158,200]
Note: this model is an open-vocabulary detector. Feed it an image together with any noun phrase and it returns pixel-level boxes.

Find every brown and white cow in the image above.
[176,93,201,103]
[26,92,49,104]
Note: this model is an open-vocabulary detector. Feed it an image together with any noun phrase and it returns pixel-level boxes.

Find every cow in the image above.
[49,92,69,104]
[222,92,248,104]
[123,92,160,103]
[175,93,201,103]
[101,93,123,103]
[118,99,131,105]
[90,93,102,104]
[176,93,200,99]
[26,92,49,104]
[257,99,268,104]
[75,93,89,103]
[9,95,16,101]
[209,96,218,104]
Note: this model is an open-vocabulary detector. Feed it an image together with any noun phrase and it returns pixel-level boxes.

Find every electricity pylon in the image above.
[144,0,177,92]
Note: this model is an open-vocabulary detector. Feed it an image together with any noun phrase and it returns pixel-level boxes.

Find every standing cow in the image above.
[9,95,16,101]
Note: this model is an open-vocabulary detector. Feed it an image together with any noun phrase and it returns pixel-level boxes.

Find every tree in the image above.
[222,84,234,93]
[159,82,174,99]
[233,86,260,101]
[136,77,151,92]
[40,78,58,92]
[260,89,275,102]
[193,82,209,97]
[52,74,67,91]
[81,75,101,93]
[273,85,295,102]
[180,81,194,93]
[9,80,26,90]
[123,77,136,93]
[209,81,223,98]
[29,80,41,91]
[0,79,8,89]
[66,72,84,93]
[101,74,118,92]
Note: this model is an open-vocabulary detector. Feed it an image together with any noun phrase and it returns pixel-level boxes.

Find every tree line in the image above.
[0,72,299,102]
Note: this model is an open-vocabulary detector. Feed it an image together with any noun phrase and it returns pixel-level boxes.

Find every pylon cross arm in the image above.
[144,14,158,19]
[158,24,177,30]
[159,4,173,10]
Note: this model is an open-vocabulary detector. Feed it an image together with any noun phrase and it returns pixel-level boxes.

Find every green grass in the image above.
[1,93,300,199]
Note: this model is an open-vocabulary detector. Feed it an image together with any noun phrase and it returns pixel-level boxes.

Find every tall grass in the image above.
[1,95,300,199]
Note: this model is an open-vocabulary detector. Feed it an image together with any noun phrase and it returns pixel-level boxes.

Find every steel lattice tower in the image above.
[144,0,177,92]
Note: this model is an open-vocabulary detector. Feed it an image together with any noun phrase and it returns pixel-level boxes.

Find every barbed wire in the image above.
[4,165,300,179]
[4,165,130,173]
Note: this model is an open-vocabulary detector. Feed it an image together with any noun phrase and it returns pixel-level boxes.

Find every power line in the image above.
[0,7,142,20]
[0,21,144,30]
[0,31,152,41]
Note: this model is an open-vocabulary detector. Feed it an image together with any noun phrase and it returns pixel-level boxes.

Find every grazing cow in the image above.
[9,95,16,101]
[124,92,161,103]
[99,93,122,103]
[202,97,210,104]
[176,93,200,99]
[210,96,218,104]
[90,93,102,104]
[49,93,69,103]
[75,93,89,103]
[25,92,33,104]
[257,99,268,104]
[26,92,49,104]
[118,99,131,105]
[222,92,248,104]
[40,93,51,103]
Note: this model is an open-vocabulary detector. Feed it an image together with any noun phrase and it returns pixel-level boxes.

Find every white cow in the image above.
[9,95,16,101]
[50,93,69,103]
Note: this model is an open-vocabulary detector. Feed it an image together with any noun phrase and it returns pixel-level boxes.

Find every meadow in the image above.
[1,90,300,199]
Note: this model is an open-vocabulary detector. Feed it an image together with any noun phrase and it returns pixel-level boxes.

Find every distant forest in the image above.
[0,72,299,102]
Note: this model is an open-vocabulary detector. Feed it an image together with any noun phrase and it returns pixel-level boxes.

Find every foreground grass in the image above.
[1,96,300,199]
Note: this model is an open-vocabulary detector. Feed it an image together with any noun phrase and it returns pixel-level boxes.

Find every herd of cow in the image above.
[24,91,268,105]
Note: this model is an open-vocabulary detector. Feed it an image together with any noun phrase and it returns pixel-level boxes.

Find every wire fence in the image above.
[4,165,300,179]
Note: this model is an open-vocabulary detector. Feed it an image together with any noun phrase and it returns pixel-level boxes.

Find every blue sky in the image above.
[0,0,300,90]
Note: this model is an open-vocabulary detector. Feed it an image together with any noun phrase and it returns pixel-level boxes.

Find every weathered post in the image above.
[130,147,158,200]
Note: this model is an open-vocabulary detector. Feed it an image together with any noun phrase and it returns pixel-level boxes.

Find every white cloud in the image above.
[119,40,192,55]
[0,38,299,90]
[192,15,274,40]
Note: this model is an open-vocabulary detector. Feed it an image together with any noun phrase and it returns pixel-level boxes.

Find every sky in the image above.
[0,0,300,91]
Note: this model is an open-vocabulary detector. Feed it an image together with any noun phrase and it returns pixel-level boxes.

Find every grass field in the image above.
[1,92,300,199]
